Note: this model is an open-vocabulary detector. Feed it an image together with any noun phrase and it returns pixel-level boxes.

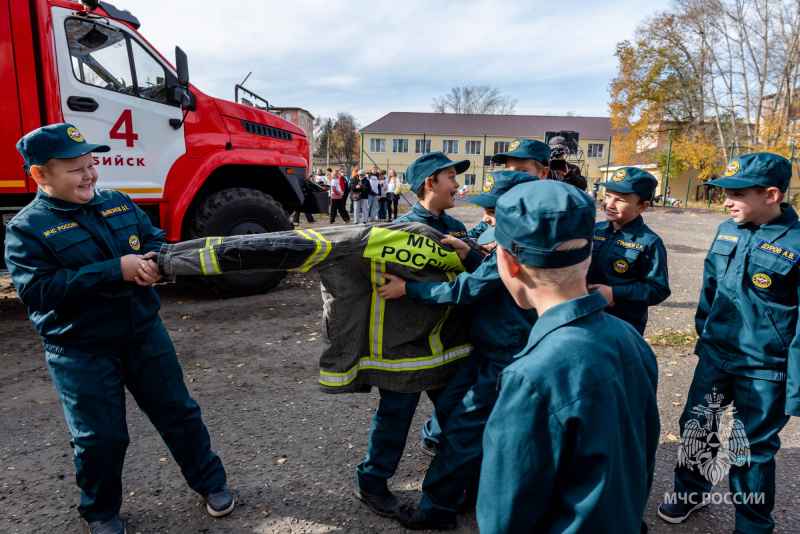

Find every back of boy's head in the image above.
[406,151,470,199]
[491,138,550,167]
[16,123,109,173]
[599,167,657,203]
[486,180,595,286]
[706,152,791,192]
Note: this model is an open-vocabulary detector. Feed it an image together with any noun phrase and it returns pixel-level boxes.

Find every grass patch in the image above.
[646,330,698,347]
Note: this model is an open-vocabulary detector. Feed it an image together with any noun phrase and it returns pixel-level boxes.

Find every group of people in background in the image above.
[299,166,404,225]
[296,135,591,227]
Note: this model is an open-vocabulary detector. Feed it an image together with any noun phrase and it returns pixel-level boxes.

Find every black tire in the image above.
[189,188,292,297]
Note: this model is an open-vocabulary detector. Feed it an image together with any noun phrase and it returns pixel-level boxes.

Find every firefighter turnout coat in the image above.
[157,223,473,394]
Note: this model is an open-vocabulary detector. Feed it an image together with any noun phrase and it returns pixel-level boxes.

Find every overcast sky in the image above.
[121,0,669,128]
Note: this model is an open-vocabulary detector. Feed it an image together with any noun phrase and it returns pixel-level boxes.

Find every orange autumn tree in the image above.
[610,1,800,182]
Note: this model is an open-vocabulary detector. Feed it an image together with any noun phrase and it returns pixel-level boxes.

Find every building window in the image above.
[493,141,509,154]
[463,173,477,186]
[443,140,459,154]
[283,112,292,121]
[392,139,409,153]
[370,138,386,153]
[415,139,431,154]
[587,144,605,158]
[465,141,482,155]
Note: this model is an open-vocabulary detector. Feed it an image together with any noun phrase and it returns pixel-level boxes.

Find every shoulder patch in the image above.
[99,203,133,218]
[756,240,799,263]
[42,221,81,239]
[593,235,608,243]
[716,233,739,243]
[614,238,646,251]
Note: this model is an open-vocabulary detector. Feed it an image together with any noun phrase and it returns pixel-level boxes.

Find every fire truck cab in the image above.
[2,0,317,295]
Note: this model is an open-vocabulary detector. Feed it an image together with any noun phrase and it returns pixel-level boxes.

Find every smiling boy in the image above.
[354,151,480,518]
[4,124,232,534]
[659,153,800,534]
[587,167,671,335]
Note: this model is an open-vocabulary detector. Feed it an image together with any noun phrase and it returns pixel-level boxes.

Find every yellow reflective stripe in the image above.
[289,230,322,272]
[319,344,473,386]
[200,237,224,275]
[209,247,221,274]
[428,271,457,355]
[369,259,386,360]
[199,248,209,275]
[304,229,332,268]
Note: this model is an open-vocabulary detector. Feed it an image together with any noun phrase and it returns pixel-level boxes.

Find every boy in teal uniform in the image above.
[4,124,232,534]
[476,180,660,534]
[354,151,479,517]
[587,167,671,335]
[659,153,799,534]
[378,166,545,530]
[419,137,553,450]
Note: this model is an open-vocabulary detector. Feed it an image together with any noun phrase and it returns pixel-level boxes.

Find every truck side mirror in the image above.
[175,46,189,87]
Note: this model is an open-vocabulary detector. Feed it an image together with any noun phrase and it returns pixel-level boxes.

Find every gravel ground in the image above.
[1,198,800,533]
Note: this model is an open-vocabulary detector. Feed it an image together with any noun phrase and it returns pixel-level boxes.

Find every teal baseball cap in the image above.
[16,123,110,172]
[491,138,550,166]
[406,151,470,192]
[468,170,539,208]
[480,180,595,267]
[599,167,658,201]
[706,153,791,192]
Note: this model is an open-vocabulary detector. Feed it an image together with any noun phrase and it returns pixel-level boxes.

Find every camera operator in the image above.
[547,136,587,191]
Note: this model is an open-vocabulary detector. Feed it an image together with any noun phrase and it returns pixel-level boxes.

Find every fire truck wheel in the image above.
[189,188,292,296]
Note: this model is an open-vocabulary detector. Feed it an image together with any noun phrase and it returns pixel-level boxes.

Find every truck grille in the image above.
[241,120,293,141]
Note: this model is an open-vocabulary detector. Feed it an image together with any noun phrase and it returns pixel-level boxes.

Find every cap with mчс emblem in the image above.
[469,170,539,209]
[598,167,658,201]
[491,138,550,166]
[16,123,110,172]
[706,152,791,192]
[405,151,470,192]
[479,180,595,266]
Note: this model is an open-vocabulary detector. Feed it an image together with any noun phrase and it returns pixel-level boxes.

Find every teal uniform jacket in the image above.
[477,292,660,534]
[395,202,482,272]
[4,189,163,348]
[405,249,538,362]
[587,215,671,334]
[696,204,800,415]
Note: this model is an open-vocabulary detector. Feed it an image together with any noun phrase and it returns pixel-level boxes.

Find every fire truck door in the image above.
[51,7,185,200]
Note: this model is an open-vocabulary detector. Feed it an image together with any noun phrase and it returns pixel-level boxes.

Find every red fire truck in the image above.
[1,0,319,295]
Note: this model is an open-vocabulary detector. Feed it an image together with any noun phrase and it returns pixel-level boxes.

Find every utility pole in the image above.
[326,131,330,169]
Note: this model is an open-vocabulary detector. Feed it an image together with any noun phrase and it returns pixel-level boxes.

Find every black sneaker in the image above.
[657,495,710,523]
[354,485,399,517]
[88,516,125,534]
[420,438,438,457]
[395,503,456,531]
[205,484,235,517]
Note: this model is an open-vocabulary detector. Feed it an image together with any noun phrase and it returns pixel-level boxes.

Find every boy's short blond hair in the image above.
[525,238,590,289]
